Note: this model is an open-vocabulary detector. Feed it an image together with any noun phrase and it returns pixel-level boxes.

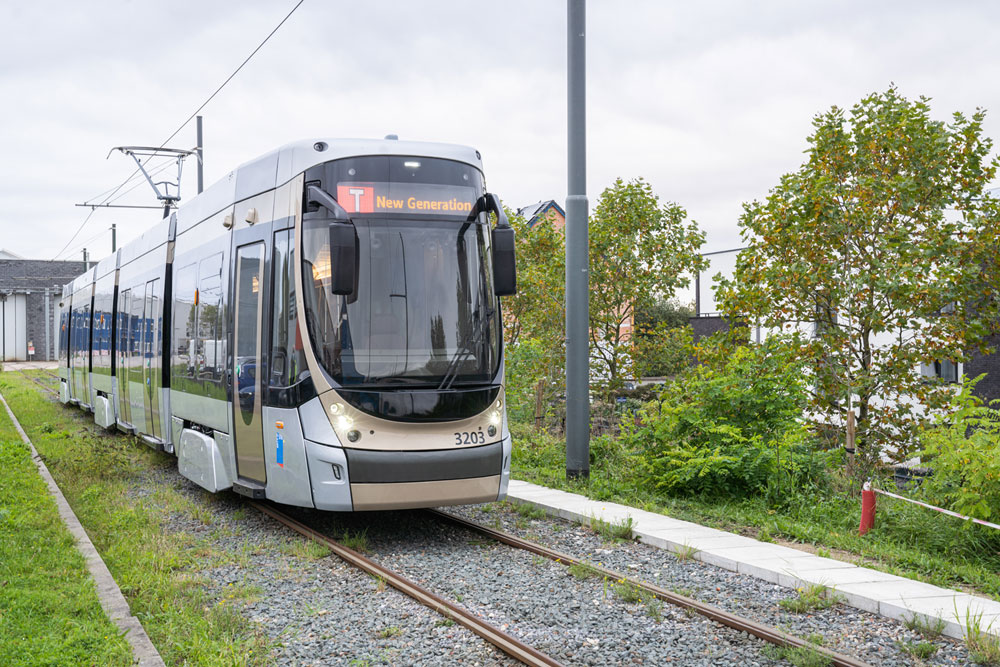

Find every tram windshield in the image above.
[301,156,501,388]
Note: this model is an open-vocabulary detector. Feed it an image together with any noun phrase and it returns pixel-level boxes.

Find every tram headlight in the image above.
[336,415,352,431]
[329,402,344,416]
[347,429,361,443]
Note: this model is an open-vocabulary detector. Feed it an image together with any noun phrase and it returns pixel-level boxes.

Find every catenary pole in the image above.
[111,223,116,253]
[196,115,204,195]
[565,0,589,479]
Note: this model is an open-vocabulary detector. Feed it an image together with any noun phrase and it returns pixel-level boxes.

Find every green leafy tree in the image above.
[717,88,1000,470]
[589,178,707,394]
[501,207,566,423]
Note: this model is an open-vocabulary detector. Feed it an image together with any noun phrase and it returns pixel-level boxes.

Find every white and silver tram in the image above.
[57,137,517,511]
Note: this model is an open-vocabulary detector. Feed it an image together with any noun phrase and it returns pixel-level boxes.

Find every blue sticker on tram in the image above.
[276,432,284,467]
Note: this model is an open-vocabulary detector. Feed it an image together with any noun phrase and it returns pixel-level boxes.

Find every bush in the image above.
[917,375,1000,521]
[625,336,828,500]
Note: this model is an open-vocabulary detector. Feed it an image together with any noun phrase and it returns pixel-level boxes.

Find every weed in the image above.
[758,525,774,543]
[645,596,663,622]
[904,612,946,639]
[613,579,643,604]
[531,555,547,567]
[779,584,843,613]
[896,640,938,660]
[514,516,529,531]
[377,626,402,639]
[279,538,330,560]
[963,609,1000,665]
[515,503,547,520]
[591,515,634,542]
[670,587,695,598]
[568,562,600,580]
[816,547,831,559]
[762,643,831,667]
[436,618,455,627]
[673,543,698,561]
[340,529,369,553]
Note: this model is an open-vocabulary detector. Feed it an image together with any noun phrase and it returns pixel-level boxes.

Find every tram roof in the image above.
[175,137,483,232]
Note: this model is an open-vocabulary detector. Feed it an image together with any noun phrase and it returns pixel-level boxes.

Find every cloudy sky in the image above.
[2,0,999,307]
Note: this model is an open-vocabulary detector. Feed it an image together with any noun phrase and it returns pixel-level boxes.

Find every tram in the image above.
[57,137,516,511]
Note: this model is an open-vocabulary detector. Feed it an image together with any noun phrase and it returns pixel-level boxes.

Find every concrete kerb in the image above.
[0,390,165,666]
[505,479,1000,641]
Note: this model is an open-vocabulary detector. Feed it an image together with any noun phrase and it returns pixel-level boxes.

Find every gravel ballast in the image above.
[127,460,981,665]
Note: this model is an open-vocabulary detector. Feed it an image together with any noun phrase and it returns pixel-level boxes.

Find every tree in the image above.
[717,87,1000,471]
[501,207,566,423]
[589,178,706,394]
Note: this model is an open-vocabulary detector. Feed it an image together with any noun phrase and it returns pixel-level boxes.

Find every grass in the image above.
[964,609,1000,665]
[513,502,547,520]
[0,372,272,665]
[510,421,1000,601]
[279,537,331,560]
[778,584,844,613]
[762,634,831,667]
[589,514,634,542]
[376,626,402,639]
[673,543,698,561]
[0,391,133,666]
[568,561,601,580]
[341,529,369,553]
[896,639,938,660]
[904,612,946,639]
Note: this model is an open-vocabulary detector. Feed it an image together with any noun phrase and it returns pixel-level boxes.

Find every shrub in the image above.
[917,375,1000,522]
[625,336,828,500]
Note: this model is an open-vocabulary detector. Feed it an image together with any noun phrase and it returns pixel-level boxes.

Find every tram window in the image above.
[197,253,224,385]
[269,229,310,406]
[173,264,196,379]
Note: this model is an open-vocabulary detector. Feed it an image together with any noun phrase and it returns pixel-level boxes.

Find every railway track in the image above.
[251,501,562,666]
[18,369,58,396]
[253,500,873,667]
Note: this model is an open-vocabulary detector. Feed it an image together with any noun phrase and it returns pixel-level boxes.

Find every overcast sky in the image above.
[2,0,999,307]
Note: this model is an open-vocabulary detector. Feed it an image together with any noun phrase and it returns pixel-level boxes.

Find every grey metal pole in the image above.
[196,115,204,195]
[565,0,589,479]
[111,223,116,253]
[695,270,701,316]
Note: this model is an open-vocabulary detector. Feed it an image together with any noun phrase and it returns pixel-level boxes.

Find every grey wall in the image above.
[0,259,88,360]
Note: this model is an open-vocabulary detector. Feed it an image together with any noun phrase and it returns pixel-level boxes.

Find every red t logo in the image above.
[337,184,374,213]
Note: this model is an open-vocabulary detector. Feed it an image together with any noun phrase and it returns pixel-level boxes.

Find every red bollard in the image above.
[859,482,876,536]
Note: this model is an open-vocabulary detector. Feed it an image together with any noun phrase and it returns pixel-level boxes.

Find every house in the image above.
[517,200,565,231]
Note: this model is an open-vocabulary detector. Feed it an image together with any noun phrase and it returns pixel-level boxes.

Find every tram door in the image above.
[233,243,266,483]
[117,289,132,428]
[142,279,161,440]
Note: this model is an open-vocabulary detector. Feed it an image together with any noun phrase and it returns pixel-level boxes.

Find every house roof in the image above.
[0,248,24,260]
[516,200,565,227]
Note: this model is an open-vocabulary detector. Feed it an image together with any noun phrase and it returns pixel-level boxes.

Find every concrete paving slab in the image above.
[737,554,854,585]
[506,478,1000,640]
[776,564,898,590]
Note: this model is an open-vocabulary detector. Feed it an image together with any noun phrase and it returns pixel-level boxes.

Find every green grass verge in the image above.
[0,389,133,666]
[0,372,271,666]
[511,423,1000,601]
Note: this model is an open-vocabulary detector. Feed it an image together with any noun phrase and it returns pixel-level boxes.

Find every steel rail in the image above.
[430,509,872,667]
[18,370,58,396]
[250,501,562,667]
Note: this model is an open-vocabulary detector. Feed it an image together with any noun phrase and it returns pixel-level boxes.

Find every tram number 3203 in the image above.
[454,429,487,445]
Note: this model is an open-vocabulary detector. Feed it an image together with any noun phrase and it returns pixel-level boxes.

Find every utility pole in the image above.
[82,248,88,268]
[565,0,590,479]
[196,115,204,195]
[111,223,116,253]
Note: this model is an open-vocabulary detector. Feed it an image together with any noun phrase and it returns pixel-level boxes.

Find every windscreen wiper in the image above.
[436,304,494,391]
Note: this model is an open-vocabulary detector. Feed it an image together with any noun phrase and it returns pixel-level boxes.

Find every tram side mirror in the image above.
[329,222,359,296]
[492,225,517,296]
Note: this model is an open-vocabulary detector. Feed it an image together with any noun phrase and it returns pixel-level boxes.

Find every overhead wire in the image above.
[53,0,307,260]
